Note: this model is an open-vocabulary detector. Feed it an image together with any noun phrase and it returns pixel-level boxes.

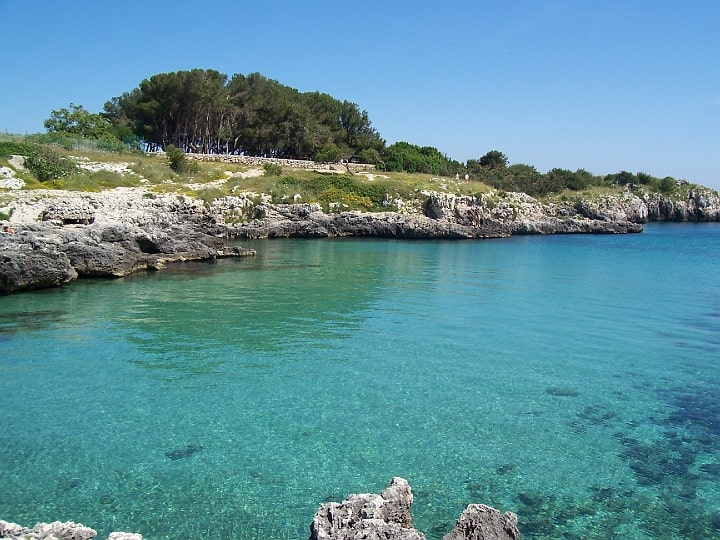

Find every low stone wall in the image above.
[182,153,376,172]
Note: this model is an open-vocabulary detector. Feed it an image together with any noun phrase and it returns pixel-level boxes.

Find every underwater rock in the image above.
[546,386,580,397]
[107,533,143,540]
[165,444,204,460]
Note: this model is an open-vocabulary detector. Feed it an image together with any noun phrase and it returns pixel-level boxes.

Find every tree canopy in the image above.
[382,141,462,175]
[45,103,115,141]
[102,69,384,161]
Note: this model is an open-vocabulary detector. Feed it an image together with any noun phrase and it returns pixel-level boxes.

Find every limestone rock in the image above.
[2,180,717,294]
[107,533,143,540]
[0,233,78,293]
[42,199,96,225]
[443,504,520,540]
[0,520,142,540]
[0,166,25,189]
[0,520,96,540]
[309,478,520,540]
[309,477,425,540]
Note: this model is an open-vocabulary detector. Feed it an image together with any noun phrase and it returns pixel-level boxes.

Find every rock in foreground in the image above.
[443,504,520,540]
[0,520,141,540]
[0,188,256,295]
[309,477,519,540]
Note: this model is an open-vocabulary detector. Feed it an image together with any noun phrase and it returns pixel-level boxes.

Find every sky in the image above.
[1,0,719,189]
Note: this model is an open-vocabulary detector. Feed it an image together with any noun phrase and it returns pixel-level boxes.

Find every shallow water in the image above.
[1,223,719,539]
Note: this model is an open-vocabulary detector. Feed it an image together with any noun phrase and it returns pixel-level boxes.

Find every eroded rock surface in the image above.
[0,520,141,540]
[443,504,520,540]
[0,188,255,294]
[309,477,520,540]
[2,182,718,294]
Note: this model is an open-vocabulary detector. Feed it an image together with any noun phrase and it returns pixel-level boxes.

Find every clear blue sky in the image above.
[1,0,718,189]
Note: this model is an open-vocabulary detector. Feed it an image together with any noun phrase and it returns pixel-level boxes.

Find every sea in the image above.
[1,223,719,539]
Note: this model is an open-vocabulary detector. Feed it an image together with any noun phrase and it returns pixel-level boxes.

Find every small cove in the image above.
[1,223,719,539]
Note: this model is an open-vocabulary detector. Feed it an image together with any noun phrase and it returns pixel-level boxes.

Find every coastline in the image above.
[1,182,719,295]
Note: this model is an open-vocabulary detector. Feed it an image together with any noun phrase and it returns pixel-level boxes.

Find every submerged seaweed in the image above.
[165,444,205,460]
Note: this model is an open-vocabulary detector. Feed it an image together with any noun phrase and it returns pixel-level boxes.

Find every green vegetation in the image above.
[165,144,197,174]
[263,162,283,176]
[382,141,462,176]
[0,139,77,181]
[1,65,705,208]
[102,69,384,161]
[24,146,78,181]
[0,131,699,214]
[463,151,682,197]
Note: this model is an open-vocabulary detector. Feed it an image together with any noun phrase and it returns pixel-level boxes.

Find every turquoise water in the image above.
[1,223,719,539]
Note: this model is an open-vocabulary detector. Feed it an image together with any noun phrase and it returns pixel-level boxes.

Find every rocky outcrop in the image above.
[3,182,718,294]
[0,223,254,294]
[0,520,141,540]
[310,477,423,540]
[573,186,720,223]
[309,477,519,540]
[230,202,512,239]
[225,191,643,240]
[443,504,520,540]
[0,189,255,294]
[0,234,78,292]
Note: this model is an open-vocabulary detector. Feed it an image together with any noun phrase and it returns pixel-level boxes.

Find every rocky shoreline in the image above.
[1,184,719,294]
[1,477,520,540]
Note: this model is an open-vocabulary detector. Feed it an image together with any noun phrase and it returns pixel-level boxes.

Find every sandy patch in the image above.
[359,171,389,181]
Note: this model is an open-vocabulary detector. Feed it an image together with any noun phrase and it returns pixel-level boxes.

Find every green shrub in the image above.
[166,145,198,173]
[24,147,77,181]
[0,141,36,157]
[262,162,283,176]
[315,143,341,163]
[659,177,677,194]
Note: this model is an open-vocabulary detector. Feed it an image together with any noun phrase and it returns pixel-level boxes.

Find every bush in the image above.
[24,147,77,181]
[263,162,283,176]
[166,145,197,173]
[0,141,35,158]
[659,177,677,194]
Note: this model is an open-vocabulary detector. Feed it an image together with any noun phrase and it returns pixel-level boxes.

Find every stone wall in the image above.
[183,153,376,172]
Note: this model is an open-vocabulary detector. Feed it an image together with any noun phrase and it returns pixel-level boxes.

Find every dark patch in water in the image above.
[546,386,579,397]
[495,463,515,475]
[57,476,83,490]
[665,392,720,436]
[165,444,204,460]
[699,463,720,476]
[571,404,619,433]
